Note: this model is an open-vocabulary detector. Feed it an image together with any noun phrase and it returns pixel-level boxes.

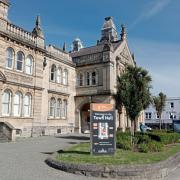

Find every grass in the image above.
[56,142,180,165]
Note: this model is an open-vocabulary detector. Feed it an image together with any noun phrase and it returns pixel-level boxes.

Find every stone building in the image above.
[0,0,143,140]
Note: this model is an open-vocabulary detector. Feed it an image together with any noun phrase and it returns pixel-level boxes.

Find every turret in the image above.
[0,0,10,20]
[32,15,45,48]
[100,17,118,42]
[72,38,83,52]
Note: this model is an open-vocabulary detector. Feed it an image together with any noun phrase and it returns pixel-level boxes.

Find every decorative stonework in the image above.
[75,53,102,65]
[4,71,33,84]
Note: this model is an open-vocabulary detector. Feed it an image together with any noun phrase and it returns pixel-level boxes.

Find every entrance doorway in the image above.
[81,103,90,133]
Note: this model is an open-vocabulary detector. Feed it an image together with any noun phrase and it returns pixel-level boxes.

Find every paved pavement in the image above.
[0,134,179,180]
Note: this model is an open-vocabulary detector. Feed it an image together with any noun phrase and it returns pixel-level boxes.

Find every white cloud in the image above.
[129,38,180,97]
[131,0,171,28]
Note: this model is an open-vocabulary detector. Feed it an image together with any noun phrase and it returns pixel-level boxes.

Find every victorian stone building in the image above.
[0,0,143,140]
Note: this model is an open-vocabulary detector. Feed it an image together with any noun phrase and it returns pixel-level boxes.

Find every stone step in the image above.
[0,137,9,143]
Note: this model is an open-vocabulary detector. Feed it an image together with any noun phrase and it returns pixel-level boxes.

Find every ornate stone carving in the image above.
[4,71,33,84]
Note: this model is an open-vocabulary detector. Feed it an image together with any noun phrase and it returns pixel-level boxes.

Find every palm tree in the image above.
[114,90,123,131]
[115,65,152,138]
[153,92,166,130]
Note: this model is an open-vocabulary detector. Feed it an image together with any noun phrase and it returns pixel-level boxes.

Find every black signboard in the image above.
[90,103,116,155]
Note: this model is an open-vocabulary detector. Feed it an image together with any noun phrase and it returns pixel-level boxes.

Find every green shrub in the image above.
[138,141,163,153]
[116,132,131,150]
[148,132,180,145]
[138,143,149,153]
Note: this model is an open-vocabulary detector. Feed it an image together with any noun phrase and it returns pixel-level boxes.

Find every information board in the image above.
[90,103,116,155]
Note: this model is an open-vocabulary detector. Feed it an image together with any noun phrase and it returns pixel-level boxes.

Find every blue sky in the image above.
[8,0,180,97]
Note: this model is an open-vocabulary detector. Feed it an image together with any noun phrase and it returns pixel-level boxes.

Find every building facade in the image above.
[0,0,143,140]
[145,97,180,129]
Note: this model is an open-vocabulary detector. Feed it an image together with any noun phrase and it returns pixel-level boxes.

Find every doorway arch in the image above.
[81,103,90,133]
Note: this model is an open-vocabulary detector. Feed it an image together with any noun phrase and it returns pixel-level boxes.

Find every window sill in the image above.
[0,116,33,119]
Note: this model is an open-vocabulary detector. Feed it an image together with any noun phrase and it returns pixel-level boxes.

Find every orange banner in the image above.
[91,103,113,112]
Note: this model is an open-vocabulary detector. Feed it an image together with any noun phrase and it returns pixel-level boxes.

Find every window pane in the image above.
[92,72,96,85]
[2,91,11,115]
[14,93,21,116]
[51,65,56,81]
[50,98,56,117]
[25,56,32,74]
[16,52,24,71]
[6,48,13,68]
[57,68,62,83]
[24,95,31,117]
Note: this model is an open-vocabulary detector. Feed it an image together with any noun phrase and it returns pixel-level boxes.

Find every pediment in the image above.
[114,41,135,66]
[0,71,6,82]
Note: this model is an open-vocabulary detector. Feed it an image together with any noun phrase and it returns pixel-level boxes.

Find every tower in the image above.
[32,15,44,38]
[100,17,118,42]
[32,15,45,48]
[72,38,83,52]
[0,0,10,20]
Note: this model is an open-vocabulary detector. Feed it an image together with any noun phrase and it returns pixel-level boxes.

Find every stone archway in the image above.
[81,103,90,133]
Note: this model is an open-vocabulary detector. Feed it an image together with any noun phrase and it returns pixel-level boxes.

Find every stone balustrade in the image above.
[47,45,70,61]
[6,22,37,43]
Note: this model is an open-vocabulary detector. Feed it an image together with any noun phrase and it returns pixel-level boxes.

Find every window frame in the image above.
[6,47,14,69]
[2,90,12,116]
[16,51,24,72]
[25,55,33,75]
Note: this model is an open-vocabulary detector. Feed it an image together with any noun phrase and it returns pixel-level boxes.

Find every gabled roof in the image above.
[70,40,122,58]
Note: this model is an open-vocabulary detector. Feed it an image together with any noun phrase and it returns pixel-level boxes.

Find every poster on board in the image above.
[90,103,116,155]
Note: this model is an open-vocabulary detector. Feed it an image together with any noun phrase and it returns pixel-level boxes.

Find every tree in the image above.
[152,92,166,130]
[114,90,123,131]
[115,65,152,137]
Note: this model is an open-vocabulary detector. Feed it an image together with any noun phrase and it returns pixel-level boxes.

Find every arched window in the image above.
[16,51,24,71]
[24,94,31,117]
[25,55,33,75]
[6,47,14,69]
[63,69,68,85]
[86,72,90,86]
[57,68,62,84]
[79,73,83,86]
[62,100,67,119]
[92,71,97,85]
[14,92,22,116]
[49,98,56,117]
[50,65,56,82]
[2,90,12,116]
[56,99,62,118]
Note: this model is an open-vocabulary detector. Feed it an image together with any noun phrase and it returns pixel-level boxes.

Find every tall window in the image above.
[24,94,31,117]
[62,100,67,119]
[79,73,83,86]
[56,99,62,118]
[51,65,56,82]
[63,69,68,85]
[6,48,14,69]
[92,71,97,85]
[16,51,24,71]
[49,98,56,117]
[25,55,33,75]
[57,68,62,84]
[2,90,11,116]
[64,100,67,119]
[14,92,22,116]
[86,72,90,86]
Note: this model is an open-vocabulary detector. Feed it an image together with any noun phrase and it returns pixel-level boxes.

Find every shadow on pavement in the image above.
[41,152,54,155]
[57,149,90,155]
[56,135,90,141]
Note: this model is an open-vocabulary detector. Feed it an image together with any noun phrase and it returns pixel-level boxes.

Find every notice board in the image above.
[90,103,116,155]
